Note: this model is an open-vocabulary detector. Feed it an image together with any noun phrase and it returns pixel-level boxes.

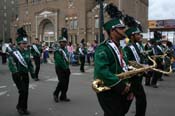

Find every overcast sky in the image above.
[149,0,175,20]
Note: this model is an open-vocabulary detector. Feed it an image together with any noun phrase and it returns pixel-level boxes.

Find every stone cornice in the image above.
[35,8,59,15]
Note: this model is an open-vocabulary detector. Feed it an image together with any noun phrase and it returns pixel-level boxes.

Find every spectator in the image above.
[43,46,49,63]
[78,43,87,72]
[1,43,8,64]
[171,43,175,72]
[67,42,74,63]
[87,43,94,65]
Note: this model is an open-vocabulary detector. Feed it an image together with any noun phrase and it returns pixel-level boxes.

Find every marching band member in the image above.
[78,43,87,72]
[8,27,35,115]
[53,37,71,102]
[150,32,164,87]
[94,4,133,116]
[124,26,147,116]
[144,40,154,86]
[31,38,42,81]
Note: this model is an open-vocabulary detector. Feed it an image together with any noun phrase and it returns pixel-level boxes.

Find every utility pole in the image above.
[0,9,4,43]
[118,0,121,10]
[96,0,105,43]
[2,23,5,44]
[2,0,7,44]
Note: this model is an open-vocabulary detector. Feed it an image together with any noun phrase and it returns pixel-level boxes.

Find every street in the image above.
[0,62,175,116]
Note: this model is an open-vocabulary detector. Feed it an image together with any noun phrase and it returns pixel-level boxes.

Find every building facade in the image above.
[0,0,18,43]
[148,19,175,44]
[12,0,148,45]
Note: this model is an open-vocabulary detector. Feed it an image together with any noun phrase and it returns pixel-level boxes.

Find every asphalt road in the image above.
[0,61,175,116]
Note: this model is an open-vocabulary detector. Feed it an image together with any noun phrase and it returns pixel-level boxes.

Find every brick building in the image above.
[0,0,18,43]
[11,0,148,45]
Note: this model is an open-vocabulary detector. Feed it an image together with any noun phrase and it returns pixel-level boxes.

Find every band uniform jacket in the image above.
[124,42,146,84]
[124,43,145,64]
[94,40,129,88]
[8,48,35,74]
[54,47,69,70]
[31,44,42,57]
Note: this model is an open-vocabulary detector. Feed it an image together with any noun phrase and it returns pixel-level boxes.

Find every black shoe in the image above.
[23,110,30,115]
[152,85,158,88]
[80,70,85,73]
[60,98,70,102]
[34,78,39,81]
[16,105,20,110]
[145,83,150,86]
[17,109,30,115]
[53,94,59,103]
[17,109,24,115]
[158,78,164,81]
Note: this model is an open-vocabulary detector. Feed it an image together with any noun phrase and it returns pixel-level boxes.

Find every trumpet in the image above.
[92,56,156,93]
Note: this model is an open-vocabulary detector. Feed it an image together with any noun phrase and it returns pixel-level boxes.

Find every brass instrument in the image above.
[140,50,152,55]
[150,53,173,75]
[152,66,172,75]
[129,59,173,75]
[151,54,167,59]
[92,79,111,93]
[92,56,157,93]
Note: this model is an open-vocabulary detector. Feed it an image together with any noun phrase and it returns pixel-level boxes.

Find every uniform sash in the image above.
[13,50,28,68]
[152,45,164,55]
[32,44,40,55]
[136,43,143,52]
[157,45,165,63]
[152,47,156,55]
[59,48,69,62]
[129,45,141,63]
[79,48,84,55]
[157,45,164,53]
[7,46,12,52]
[108,41,128,72]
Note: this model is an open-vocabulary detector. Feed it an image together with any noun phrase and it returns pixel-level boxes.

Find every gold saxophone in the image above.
[151,54,167,58]
[140,50,152,55]
[92,56,156,93]
[92,54,174,93]
[150,54,173,75]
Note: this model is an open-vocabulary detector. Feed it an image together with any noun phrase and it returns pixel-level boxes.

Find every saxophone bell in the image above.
[92,79,111,93]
